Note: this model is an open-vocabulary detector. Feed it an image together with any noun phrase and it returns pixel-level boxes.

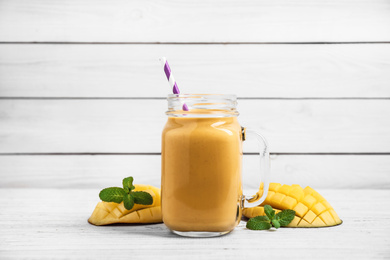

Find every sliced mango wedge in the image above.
[88,184,162,225]
[243,183,342,227]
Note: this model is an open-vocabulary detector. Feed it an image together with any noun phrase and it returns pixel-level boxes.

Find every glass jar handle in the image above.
[242,127,270,208]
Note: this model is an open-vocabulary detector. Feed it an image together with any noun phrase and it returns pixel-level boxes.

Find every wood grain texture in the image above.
[0,0,390,42]
[0,155,389,189]
[1,44,390,98]
[0,188,389,259]
[0,99,389,153]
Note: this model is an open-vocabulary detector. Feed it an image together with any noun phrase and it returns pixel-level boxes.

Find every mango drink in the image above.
[161,115,243,233]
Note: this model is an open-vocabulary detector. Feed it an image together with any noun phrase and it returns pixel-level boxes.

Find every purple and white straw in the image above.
[159,57,189,111]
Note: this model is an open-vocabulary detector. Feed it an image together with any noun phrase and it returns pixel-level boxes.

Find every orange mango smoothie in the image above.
[161,115,243,232]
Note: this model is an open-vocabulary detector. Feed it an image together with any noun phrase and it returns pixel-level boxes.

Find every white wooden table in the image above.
[1,188,389,259]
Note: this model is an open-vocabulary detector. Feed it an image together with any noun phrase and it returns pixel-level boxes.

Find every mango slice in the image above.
[88,184,162,225]
[243,183,342,227]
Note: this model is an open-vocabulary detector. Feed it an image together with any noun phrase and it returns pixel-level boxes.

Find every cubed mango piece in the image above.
[319,211,336,226]
[268,192,286,208]
[111,207,123,218]
[280,196,298,210]
[278,184,292,195]
[289,186,305,202]
[303,210,317,224]
[322,200,333,210]
[249,207,265,217]
[329,209,342,224]
[302,194,317,208]
[263,191,275,205]
[269,183,282,192]
[311,190,326,203]
[293,202,309,218]
[288,216,300,227]
[312,202,327,215]
[298,219,311,227]
[303,186,316,196]
[103,202,117,212]
[311,217,326,227]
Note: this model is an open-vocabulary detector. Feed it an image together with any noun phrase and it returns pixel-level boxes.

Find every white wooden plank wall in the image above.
[0,0,389,189]
[1,0,390,42]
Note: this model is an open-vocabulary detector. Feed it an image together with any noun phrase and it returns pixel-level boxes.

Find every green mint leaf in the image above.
[275,209,296,226]
[122,177,135,193]
[99,187,126,203]
[132,191,153,205]
[264,205,275,220]
[246,218,272,230]
[272,219,281,229]
[123,193,135,210]
[251,215,270,222]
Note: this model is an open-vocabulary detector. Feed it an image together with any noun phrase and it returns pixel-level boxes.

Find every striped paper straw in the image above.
[159,57,189,111]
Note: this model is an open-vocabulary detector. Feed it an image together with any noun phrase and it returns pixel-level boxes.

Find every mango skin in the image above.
[88,184,162,226]
[243,183,342,228]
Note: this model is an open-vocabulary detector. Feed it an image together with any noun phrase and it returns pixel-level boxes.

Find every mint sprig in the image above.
[99,187,126,203]
[264,205,275,219]
[275,209,296,226]
[246,205,295,230]
[247,217,271,230]
[123,193,135,210]
[132,191,154,205]
[122,177,135,193]
[98,176,153,210]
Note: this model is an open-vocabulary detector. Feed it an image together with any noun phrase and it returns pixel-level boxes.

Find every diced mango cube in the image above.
[311,190,326,202]
[303,210,317,224]
[302,194,317,208]
[103,202,117,212]
[111,208,123,218]
[319,211,336,226]
[293,202,309,218]
[329,209,342,224]
[312,202,327,215]
[289,187,304,202]
[280,196,297,210]
[269,192,286,208]
[95,206,110,219]
[269,183,282,192]
[117,203,126,213]
[288,216,300,227]
[329,209,338,219]
[263,191,275,205]
[250,206,265,217]
[322,200,332,210]
[278,184,292,195]
[298,219,311,227]
[303,186,315,196]
[311,217,325,227]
